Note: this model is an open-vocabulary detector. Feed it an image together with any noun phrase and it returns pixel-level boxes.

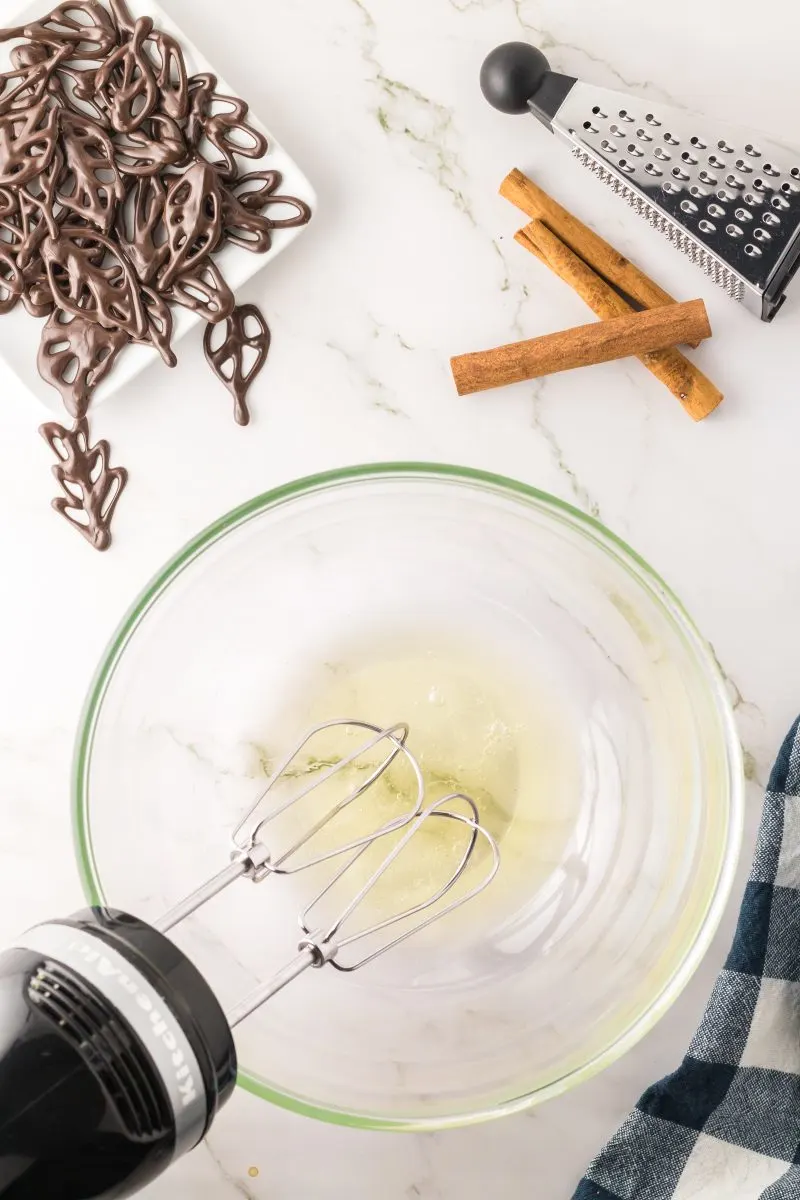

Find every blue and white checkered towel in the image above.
[575,717,800,1199]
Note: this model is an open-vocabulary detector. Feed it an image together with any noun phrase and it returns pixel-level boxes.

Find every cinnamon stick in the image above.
[450,300,711,397]
[501,168,676,312]
[516,221,723,420]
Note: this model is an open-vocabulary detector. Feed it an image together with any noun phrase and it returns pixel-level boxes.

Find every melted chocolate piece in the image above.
[0,243,23,312]
[145,30,188,122]
[37,305,127,415]
[40,415,127,550]
[0,98,58,186]
[203,302,270,425]
[158,160,221,288]
[7,4,119,60]
[113,112,185,175]
[186,81,267,179]
[42,224,146,337]
[165,257,234,323]
[115,174,167,283]
[57,110,124,231]
[135,282,175,366]
[22,256,55,317]
[94,16,157,134]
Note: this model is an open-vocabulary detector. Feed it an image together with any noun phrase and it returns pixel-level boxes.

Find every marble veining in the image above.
[0,0,796,1194]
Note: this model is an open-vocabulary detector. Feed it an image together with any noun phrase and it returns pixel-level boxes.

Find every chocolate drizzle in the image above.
[0,0,312,550]
[40,416,127,549]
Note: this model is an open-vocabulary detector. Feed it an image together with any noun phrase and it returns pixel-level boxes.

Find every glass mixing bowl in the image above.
[73,464,743,1130]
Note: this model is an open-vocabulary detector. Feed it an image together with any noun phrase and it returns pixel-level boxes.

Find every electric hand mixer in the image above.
[0,719,500,1198]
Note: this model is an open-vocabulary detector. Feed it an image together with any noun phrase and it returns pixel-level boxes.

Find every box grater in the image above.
[481,42,800,321]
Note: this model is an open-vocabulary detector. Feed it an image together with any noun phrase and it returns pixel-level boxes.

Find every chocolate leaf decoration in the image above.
[11,3,119,60]
[52,64,109,128]
[189,86,267,179]
[165,258,234,324]
[40,416,127,551]
[135,283,175,367]
[113,113,185,176]
[37,305,127,416]
[57,110,124,232]
[203,303,270,425]
[9,44,50,71]
[145,30,188,121]
[0,244,23,313]
[158,160,221,288]
[221,172,311,253]
[42,224,146,337]
[0,98,58,187]
[115,174,167,283]
[94,16,158,134]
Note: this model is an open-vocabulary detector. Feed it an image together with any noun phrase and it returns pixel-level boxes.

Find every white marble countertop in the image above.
[0,0,797,1194]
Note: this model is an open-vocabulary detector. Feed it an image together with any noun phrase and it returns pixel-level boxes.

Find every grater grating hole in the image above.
[681,199,699,214]
[744,192,763,206]
[726,173,744,189]
[717,188,736,202]
[745,243,762,256]
[708,202,726,218]
[772,194,790,210]
[718,139,734,153]
[672,166,690,181]
[618,109,634,122]
[690,135,707,149]
[735,158,753,174]
[763,211,781,226]
[744,143,761,157]
[753,227,771,242]
[792,167,800,179]
[698,218,716,233]
[690,184,708,197]
[664,132,680,145]
[636,127,653,142]
[618,158,635,174]
[627,143,644,157]
[645,112,661,126]
[708,155,726,169]
[781,181,798,194]
[591,105,608,117]
[609,123,626,137]
[681,150,699,164]
[698,170,717,186]
[753,178,767,192]
[570,146,746,304]
[734,206,753,222]
[726,223,744,238]
[644,162,662,176]
[763,162,780,177]
[583,120,599,132]
[601,138,617,152]
[654,147,671,161]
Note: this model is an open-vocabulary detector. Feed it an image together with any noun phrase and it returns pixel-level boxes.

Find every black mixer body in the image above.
[0,910,237,1199]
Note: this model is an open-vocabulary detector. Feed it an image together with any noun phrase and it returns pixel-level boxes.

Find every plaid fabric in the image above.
[574,717,800,1200]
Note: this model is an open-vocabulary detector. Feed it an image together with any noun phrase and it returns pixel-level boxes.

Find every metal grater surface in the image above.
[552,83,800,319]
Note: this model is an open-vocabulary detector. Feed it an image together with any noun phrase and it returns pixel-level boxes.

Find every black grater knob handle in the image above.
[480,42,550,114]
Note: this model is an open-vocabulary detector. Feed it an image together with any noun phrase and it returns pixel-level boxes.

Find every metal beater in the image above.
[0,718,500,1199]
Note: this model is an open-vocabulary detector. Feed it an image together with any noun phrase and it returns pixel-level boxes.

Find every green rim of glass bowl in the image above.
[72,462,744,1131]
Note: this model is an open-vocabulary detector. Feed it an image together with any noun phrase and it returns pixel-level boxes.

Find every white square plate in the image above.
[0,0,316,413]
